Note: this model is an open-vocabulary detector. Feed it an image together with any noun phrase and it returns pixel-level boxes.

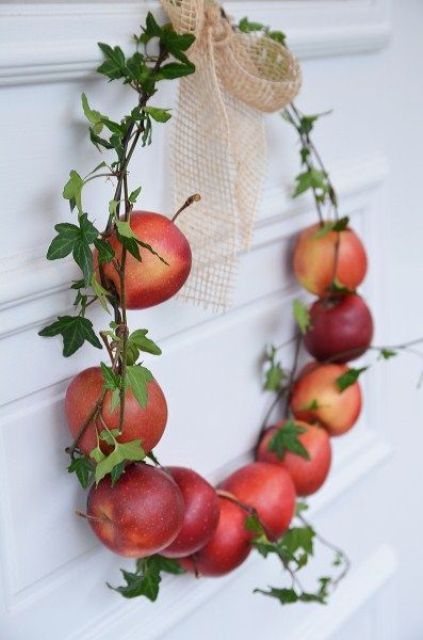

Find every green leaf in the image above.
[93,438,145,484]
[254,587,299,605]
[238,17,265,33]
[101,363,121,391]
[336,367,368,392]
[156,62,195,80]
[73,238,94,285]
[145,11,162,37]
[116,220,134,239]
[63,170,84,214]
[144,107,172,123]
[129,329,162,356]
[126,365,154,408]
[245,514,265,535]
[94,238,115,264]
[67,454,95,489]
[268,30,286,45]
[91,275,111,313]
[295,501,309,516]
[128,187,142,204]
[293,299,311,334]
[46,223,80,260]
[293,169,328,198]
[108,554,184,601]
[332,216,350,232]
[268,421,310,460]
[300,398,321,411]
[379,348,397,360]
[97,43,127,81]
[38,315,102,357]
[81,93,103,134]
[263,346,285,392]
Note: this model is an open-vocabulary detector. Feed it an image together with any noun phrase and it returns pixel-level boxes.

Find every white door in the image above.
[1,1,422,639]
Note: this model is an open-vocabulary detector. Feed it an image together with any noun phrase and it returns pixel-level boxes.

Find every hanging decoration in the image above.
[160,0,302,311]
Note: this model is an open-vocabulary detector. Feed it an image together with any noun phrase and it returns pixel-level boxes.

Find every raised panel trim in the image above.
[0,0,391,86]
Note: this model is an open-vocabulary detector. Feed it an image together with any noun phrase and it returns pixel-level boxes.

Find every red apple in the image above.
[293,222,367,296]
[161,467,220,559]
[304,293,374,362]
[65,367,167,456]
[290,363,362,436]
[219,462,296,541]
[179,497,252,577]
[86,463,184,558]
[256,421,332,496]
[99,211,192,309]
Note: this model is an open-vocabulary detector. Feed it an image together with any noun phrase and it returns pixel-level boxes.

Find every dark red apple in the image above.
[99,211,192,309]
[256,421,332,496]
[161,467,220,559]
[179,497,252,577]
[219,462,296,541]
[304,293,374,362]
[293,222,367,296]
[65,367,167,456]
[290,363,362,436]
[86,463,184,558]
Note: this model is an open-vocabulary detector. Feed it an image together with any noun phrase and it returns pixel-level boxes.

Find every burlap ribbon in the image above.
[160,0,302,311]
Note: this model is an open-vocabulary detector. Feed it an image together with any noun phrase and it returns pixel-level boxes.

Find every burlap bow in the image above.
[160,0,302,311]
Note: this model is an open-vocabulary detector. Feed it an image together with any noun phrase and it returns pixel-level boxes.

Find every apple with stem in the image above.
[65,366,167,455]
[256,421,332,496]
[293,222,367,297]
[304,293,374,362]
[290,363,362,436]
[86,463,184,558]
[98,211,192,309]
[219,462,296,541]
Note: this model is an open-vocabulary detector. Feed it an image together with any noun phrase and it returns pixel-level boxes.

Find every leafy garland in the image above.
[38,10,423,609]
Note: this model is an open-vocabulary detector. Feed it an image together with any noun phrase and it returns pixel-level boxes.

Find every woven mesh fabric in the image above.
[161,0,302,311]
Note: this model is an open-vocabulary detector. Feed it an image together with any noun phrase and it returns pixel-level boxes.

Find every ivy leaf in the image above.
[126,365,154,408]
[293,299,311,334]
[300,398,321,411]
[63,170,84,214]
[91,275,111,313]
[379,348,397,360]
[144,106,172,123]
[93,438,146,485]
[67,454,95,489]
[46,223,80,260]
[156,62,195,81]
[101,362,121,391]
[128,187,142,204]
[38,315,102,357]
[94,238,115,264]
[81,93,104,134]
[293,169,328,198]
[108,555,185,601]
[97,43,127,81]
[332,216,350,232]
[254,587,299,605]
[129,329,162,356]
[238,17,265,32]
[295,501,309,516]
[110,461,126,486]
[267,30,286,45]
[263,346,285,392]
[268,421,310,460]
[245,514,265,535]
[336,367,368,392]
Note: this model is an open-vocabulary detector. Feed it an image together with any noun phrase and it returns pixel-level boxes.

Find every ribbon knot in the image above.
[160,0,302,311]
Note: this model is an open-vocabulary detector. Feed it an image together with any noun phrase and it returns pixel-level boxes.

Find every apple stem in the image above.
[171,193,201,223]
[217,490,256,517]
[75,510,111,524]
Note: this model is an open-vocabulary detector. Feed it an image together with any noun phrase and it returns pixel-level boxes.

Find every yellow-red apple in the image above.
[99,211,192,309]
[293,222,367,296]
[257,421,332,496]
[290,363,362,436]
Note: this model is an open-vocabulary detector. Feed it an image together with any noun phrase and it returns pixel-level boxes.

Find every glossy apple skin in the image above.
[291,363,362,436]
[99,212,192,309]
[178,497,252,577]
[256,421,332,496]
[293,222,367,296]
[87,463,184,558]
[304,294,374,362]
[65,367,167,456]
[220,462,296,541]
[161,467,220,559]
